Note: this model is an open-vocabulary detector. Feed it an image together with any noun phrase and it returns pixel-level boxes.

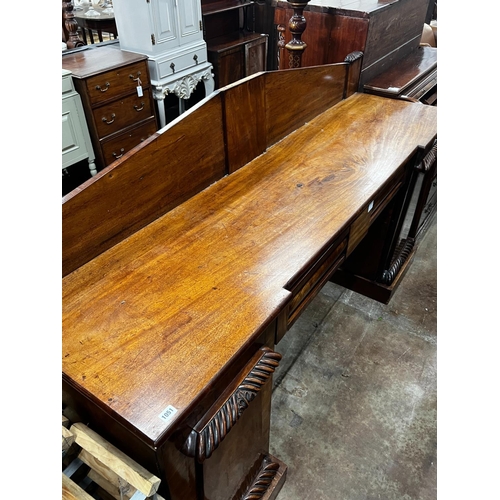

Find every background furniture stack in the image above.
[112,0,215,128]
[62,45,158,173]
[275,0,431,84]
[201,0,269,89]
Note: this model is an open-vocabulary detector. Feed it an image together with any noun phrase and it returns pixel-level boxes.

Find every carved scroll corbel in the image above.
[416,139,437,172]
[182,347,282,463]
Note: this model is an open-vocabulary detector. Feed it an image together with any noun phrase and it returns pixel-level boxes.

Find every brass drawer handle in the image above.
[193,54,198,64]
[112,148,125,159]
[95,82,110,92]
[102,113,116,125]
[129,71,142,82]
[134,102,145,112]
[170,62,175,73]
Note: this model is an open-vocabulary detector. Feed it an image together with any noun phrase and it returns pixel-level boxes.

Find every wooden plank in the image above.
[62,473,94,500]
[62,425,76,453]
[71,423,161,497]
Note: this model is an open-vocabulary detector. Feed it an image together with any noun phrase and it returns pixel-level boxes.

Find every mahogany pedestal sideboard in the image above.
[62,46,158,173]
[62,55,437,500]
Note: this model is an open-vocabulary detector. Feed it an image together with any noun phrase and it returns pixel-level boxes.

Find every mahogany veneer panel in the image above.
[62,96,226,276]
[63,93,437,452]
[223,74,267,174]
[264,64,347,146]
[63,63,356,275]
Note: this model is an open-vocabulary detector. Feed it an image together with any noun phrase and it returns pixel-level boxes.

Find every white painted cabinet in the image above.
[113,0,214,127]
[62,69,96,176]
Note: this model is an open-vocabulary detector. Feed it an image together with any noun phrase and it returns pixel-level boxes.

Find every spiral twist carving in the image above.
[344,51,364,63]
[416,139,437,172]
[381,238,415,284]
[242,459,281,499]
[183,348,281,463]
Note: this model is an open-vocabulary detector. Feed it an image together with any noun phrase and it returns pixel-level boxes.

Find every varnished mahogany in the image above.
[62,56,436,499]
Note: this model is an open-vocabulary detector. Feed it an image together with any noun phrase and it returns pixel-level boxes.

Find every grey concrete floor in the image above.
[270,216,437,500]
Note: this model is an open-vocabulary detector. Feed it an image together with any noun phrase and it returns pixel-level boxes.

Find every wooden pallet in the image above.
[62,421,164,500]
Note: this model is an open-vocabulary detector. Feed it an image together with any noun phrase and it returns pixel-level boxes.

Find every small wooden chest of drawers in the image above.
[62,46,158,172]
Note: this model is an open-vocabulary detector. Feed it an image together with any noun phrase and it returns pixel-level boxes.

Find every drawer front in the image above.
[347,171,404,256]
[285,233,348,332]
[101,119,157,166]
[86,61,150,105]
[93,93,154,138]
[157,47,208,80]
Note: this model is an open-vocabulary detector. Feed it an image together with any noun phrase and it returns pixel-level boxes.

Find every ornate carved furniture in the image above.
[62,46,158,173]
[112,0,215,128]
[62,0,85,49]
[62,69,96,177]
[62,55,437,499]
[201,0,269,88]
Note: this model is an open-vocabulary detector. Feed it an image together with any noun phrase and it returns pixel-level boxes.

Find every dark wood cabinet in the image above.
[62,45,158,172]
[202,0,268,88]
[275,0,430,87]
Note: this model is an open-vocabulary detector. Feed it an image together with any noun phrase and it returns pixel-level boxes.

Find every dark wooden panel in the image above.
[327,14,369,62]
[264,63,347,147]
[362,0,428,69]
[223,74,266,174]
[62,94,226,276]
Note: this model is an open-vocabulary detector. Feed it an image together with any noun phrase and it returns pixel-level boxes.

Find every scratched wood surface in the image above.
[62,92,436,448]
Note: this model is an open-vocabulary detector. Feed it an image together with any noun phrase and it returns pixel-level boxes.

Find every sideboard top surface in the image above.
[62,92,436,448]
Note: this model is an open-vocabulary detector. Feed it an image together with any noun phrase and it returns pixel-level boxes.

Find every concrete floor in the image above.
[270,216,437,500]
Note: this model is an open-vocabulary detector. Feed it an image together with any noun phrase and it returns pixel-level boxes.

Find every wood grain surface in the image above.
[63,92,436,449]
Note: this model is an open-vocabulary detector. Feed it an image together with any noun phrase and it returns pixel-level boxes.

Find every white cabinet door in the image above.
[150,0,178,50]
[177,0,202,46]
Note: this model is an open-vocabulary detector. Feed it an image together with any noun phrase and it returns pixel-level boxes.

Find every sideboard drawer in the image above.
[86,60,151,105]
[93,93,154,137]
[283,231,349,336]
[101,118,157,165]
[347,170,405,256]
